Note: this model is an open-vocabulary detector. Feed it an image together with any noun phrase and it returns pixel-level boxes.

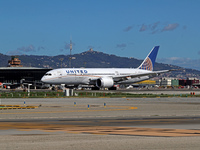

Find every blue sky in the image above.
[0,0,200,70]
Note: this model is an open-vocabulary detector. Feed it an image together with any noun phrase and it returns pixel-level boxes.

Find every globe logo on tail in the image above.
[139,57,153,71]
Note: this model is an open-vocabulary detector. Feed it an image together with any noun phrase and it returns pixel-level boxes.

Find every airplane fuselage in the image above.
[41,68,152,85]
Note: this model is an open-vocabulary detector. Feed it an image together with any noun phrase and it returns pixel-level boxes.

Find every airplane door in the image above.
[57,70,64,84]
[57,71,62,78]
[115,71,119,76]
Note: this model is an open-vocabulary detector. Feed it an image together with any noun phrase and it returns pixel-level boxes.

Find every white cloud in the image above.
[162,23,179,32]
[6,45,36,55]
[123,25,134,32]
[124,22,180,34]
[139,24,148,32]
[6,45,45,55]
[38,46,45,51]
[150,22,160,31]
[6,50,23,55]
[17,45,36,52]
[157,57,200,70]
[116,43,126,48]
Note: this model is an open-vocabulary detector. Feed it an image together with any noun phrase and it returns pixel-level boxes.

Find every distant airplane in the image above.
[41,46,173,90]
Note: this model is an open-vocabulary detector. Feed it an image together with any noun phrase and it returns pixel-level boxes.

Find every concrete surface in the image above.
[0,97,200,150]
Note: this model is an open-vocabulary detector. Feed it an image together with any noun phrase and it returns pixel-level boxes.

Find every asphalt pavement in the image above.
[0,97,200,150]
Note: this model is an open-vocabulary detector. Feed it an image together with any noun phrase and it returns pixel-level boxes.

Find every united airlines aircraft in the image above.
[41,46,172,89]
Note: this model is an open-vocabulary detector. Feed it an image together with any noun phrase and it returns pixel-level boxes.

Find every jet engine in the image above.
[96,77,114,88]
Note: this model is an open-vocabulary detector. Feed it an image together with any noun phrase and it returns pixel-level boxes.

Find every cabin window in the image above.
[45,73,52,76]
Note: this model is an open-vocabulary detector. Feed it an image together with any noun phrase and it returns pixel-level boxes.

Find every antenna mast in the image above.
[69,40,72,68]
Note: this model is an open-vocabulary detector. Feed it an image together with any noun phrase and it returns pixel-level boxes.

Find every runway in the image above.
[0,97,200,149]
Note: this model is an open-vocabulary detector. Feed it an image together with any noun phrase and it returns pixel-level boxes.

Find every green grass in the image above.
[0,91,63,98]
[0,91,199,98]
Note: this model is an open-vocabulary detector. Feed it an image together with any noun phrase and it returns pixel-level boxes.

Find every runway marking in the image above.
[0,105,137,115]
[0,105,38,110]
[0,122,200,137]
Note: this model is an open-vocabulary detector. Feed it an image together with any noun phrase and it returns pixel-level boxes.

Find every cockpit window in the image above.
[45,73,52,76]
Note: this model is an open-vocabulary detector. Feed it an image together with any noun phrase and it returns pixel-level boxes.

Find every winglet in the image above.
[137,46,159,71]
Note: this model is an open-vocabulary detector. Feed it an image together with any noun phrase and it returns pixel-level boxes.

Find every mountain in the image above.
[0,50,199,79]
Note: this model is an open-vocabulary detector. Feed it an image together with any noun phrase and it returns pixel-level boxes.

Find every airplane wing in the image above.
[113,69,174,82]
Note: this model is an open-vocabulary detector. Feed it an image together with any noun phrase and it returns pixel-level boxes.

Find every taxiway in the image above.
[0,97,200,149]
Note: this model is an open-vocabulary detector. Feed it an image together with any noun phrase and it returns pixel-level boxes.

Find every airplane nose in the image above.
[41,76,46,83]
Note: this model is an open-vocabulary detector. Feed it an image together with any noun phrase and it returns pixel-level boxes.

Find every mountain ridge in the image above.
[0,50,199,79]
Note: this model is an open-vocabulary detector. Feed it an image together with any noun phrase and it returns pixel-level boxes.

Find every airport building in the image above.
[156,78,199,87]
[0,56,51,88]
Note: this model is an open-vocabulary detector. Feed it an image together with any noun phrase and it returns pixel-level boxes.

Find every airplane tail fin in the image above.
[137,46,159,71]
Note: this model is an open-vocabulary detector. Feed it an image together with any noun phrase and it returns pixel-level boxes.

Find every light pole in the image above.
[28,84,32,96]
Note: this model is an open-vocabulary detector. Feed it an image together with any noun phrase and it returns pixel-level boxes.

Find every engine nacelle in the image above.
[96,77,114,88]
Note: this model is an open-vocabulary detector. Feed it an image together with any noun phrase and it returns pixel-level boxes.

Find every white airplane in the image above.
[41,46,172,90]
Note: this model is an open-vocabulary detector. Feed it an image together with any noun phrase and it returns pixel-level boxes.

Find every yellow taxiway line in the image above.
[0,105,137,115]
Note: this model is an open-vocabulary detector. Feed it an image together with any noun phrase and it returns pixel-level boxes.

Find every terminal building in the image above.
[155,78,200,88]
[0,56,51,88]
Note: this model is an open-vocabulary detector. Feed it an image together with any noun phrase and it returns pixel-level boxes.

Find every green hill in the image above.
[0,50,199,79]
